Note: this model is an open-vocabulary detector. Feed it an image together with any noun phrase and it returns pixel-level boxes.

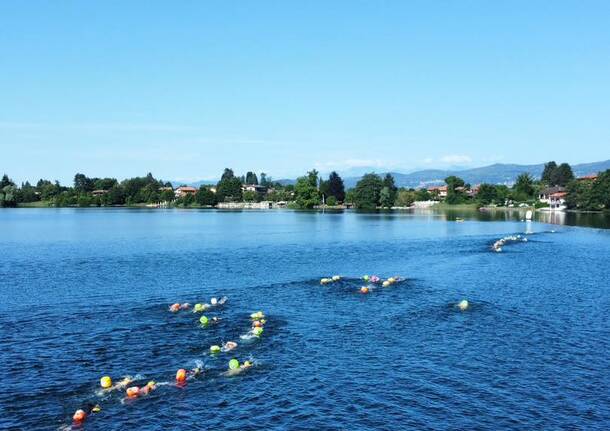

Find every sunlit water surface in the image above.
[1,209,609,430]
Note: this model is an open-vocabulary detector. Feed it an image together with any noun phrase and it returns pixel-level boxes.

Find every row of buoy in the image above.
[492,234,528,252]
[69,300,268,427]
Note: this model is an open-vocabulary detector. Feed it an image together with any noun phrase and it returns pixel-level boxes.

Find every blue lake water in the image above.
[1,209,610,430]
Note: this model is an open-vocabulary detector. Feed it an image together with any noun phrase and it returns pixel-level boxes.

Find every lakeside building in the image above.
[538,186,566,203]
[578,174,598,181]
[174,186,197,198]
[539,186,567,211]
[427,185,448,198]
[548,191,567,210]
[242,184,267,193]
[91,190,108,197]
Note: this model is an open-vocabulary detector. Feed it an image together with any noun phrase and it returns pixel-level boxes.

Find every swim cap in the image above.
[229,359,240,370]
[126,386,140,398]
[91,405,101,413]
[100,376,112,389]
[243,360,252,367]
[211,297,218,305]
[458,300,469,311]
[210,345,221,353]
[200,315,209,326]
[147,381,156,387]
[253,327,264,336]
[176,368,187,383]
[73,409,87,422]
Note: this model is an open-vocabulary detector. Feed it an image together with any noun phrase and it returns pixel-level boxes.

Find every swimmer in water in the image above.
[97,376,134,395]
[211,296,228,306]
[72,402,102,424]
[223,359,253,376]
[457,299,469,311]
[170,303,190,312]
[222,341,238,352]
[125,381,157,399]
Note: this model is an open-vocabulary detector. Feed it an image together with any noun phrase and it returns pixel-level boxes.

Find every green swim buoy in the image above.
[200,315,209,326]
[229,359,240,370]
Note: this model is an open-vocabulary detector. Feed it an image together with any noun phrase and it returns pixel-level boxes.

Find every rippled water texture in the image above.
[1,209,610,430]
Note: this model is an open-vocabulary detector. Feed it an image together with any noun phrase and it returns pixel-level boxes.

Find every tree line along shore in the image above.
[1,161,609,211]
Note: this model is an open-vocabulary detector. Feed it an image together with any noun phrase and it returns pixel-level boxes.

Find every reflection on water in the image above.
[421,207,610,229]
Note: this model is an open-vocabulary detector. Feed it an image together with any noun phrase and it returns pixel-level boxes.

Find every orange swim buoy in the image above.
[360,286,369,294]
[170,303,180,312]
[126,386,140,398]
[176,368,187,383]
[73,409,87,422]
[253,320,262,328]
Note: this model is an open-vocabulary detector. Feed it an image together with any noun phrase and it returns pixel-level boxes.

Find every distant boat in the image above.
[525,210,533,220]
[455,217,464,223]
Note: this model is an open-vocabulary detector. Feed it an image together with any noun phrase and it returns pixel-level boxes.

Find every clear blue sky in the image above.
[1,1,609,184]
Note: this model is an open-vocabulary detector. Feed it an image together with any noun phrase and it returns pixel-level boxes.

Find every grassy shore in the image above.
[432,202,479,210]
[18,201,53,208]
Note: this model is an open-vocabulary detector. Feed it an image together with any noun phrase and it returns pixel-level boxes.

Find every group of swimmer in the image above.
[68,297,268,428]
[319,274,403,294]
[169,296,227,313]
[492,234,528,252]
[360,274,401,294]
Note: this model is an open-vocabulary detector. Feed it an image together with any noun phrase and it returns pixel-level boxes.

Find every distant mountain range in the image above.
[277,160,610,189]
[175,160,610,189]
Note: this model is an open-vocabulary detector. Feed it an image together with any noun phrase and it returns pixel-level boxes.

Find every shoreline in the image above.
[11,202,608,215]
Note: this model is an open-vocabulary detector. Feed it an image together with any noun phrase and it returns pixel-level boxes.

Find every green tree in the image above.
[476,183,498,205]
[327,171,345,202]
[216,177,242,202]
[513,173,535,200]
[590,170,610,209]
[382,174,398,205]
[541,161,557,184]
[104,185,126,205]
[415,188,431,201]
[379,187,393,208]
[566,179,595,210]
[0,185,18,207]
[160,189,175,203]
[326,196,337,206]
[294,175,320,209]
[245,172,258,185]
[353,173,384,209]
[1,174,15,189]
[551,163,574,186]
[74,173,94,193]
[260,173,268,186]
[15,181,39,203]
[395,189,415,207]
[243,190,257,202]
[94,178,118,190]
[444,176,466,204]
[307,169,319,187]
